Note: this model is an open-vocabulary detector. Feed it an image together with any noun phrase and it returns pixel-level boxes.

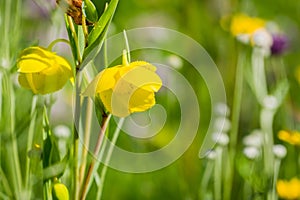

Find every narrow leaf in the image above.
[81,0,119,67]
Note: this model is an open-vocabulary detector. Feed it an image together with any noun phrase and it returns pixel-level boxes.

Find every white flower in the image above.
[214,102,230,117]
[212,132,229,146]
[243,146,260,159]
[252,28,273,48]
[273,144,287,159]
[243,129,264,147]
[205,149,217,160]
[53,125,71,139]
[214,117,231,133]
[263,95,278,110]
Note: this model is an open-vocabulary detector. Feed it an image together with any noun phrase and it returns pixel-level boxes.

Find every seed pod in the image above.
[56,0,92,25]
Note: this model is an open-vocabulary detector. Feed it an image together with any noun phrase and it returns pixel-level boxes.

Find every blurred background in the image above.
[16,0,300,199]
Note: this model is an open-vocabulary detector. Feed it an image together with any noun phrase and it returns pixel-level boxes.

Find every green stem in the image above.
[24,96,38,197]
[272,159,281,200]
[47,39,70,51]
[123,30,131,63]
[73,74,82,200]
[80,114,112,200]
[199,160,214,199]
[252,47,268,104]
[79,97,93,186]
[225,48,245,200]
[214,146,222,200]
[261,108,275,179]
[97,118,125,199]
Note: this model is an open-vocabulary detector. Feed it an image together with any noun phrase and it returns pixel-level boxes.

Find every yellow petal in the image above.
[17,47,55,73]
[129,88,156,112]
[87,60,162,117]
[96,66,121,93]
[230,14,265,36]
[40,64,69,94]
[118,66,162,92]
[17,46,73,94]
[17,55,51,73]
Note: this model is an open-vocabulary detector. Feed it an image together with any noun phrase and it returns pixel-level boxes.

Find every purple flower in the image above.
[271,34,289,55]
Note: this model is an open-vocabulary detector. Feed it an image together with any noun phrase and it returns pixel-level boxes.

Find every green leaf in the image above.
[82,0,99,23]
[272,79,289,107]
[81,0,119,68]
[43,152,69,181]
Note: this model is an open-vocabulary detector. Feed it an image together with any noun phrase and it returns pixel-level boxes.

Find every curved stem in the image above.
[80,114,112,200]
[47,38,70,51]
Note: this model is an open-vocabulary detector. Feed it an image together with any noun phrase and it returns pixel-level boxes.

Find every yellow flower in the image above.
[84,60,162,117]
[277,178,300,199]
[52,182,69,200]
[230,14,265,36]
[278,130,300,145]
[17,46,73,94]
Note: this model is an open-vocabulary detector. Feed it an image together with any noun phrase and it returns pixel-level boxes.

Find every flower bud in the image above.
[82,0,98,23]
[52,182,69,200]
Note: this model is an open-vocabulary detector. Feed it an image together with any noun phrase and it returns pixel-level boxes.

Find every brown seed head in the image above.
[56,0,91,25]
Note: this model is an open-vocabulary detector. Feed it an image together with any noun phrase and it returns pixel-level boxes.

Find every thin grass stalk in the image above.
[214,146,222,200]
[24,96,38,198]
[225,48,246,200]
[80,114,112,200]
[79,97,93,186]
[97,118,125,199]
[199,160,214,199]
[2,71,22,199]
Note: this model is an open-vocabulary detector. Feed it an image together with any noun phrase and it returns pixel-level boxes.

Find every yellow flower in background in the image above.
[230,14,266,36]
[277,178,300,199]
[17,47,73,94]
[278,130,300,145]
[84,59,162,117]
